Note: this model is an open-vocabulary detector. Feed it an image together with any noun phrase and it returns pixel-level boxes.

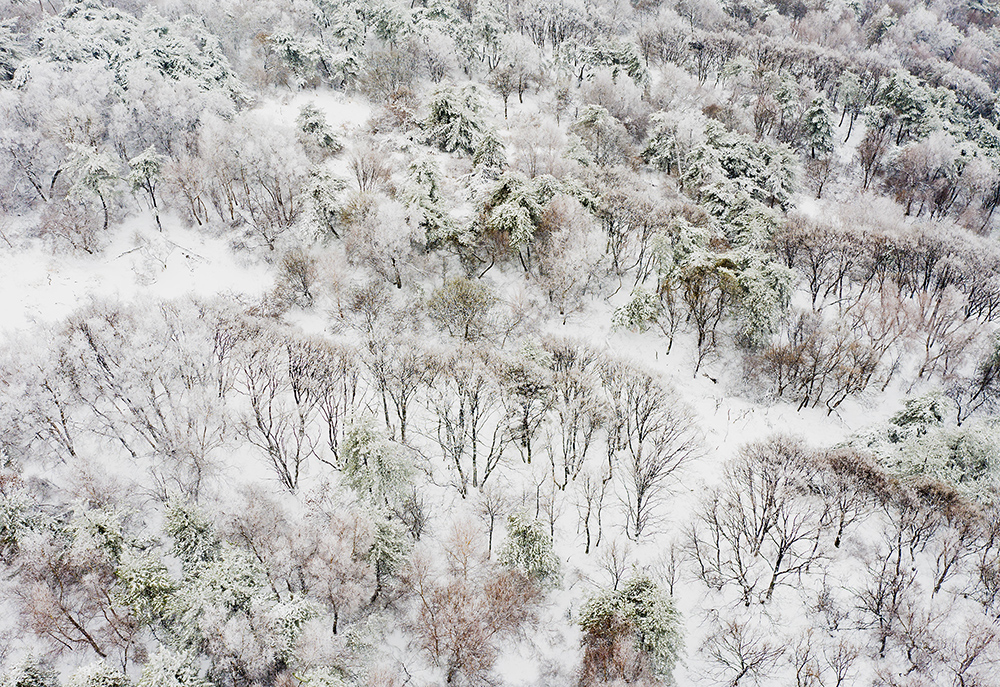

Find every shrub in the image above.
[2,657,59,687]
[427,277,498,341]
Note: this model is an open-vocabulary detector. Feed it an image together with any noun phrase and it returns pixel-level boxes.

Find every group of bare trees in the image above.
[422,337,699,541]
[773,212,1000,316]
[752,209,1000,412]
[1,298,357,496]
[0,290,700,555]
[689,435,1000,685]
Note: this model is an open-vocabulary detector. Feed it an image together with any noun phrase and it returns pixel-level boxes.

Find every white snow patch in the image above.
[0,213,271,337]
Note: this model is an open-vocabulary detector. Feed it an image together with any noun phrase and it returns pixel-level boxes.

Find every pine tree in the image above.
[836,70,863,138]
[297,103,342,159]
[1,656,59,687]
[642,114,680,174]
[304,169,348,238]
[570,105,631,166]
[803,97,834,159]
[164,499,220,571]
[612,288,662,332]
[342,420,413,508]
[67,145,121,232]
[731,250,795,348]
[67,662,131,687]
[127,146,166,231]
[478,171,546,268]
[880,69,933,145]
[425,84,487,155]
[0,19,20,82]
[368,517,410,602]
[137,650,209,687]
[498,512,560,585]
[472,130,506,179]
[114,550,178,627]
[0,485,37,563]
[406,155,454,244]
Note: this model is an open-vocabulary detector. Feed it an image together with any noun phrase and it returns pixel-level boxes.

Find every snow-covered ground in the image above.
[0,215,272,335]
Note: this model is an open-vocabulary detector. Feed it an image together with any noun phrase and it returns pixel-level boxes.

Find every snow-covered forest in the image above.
[3,0,1000,685]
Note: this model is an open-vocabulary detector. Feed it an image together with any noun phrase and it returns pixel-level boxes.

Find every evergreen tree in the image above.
[731,250,795,348]
[67,662,131,687]
[1,657,59,687]
[297,103,342,159]
[579,576,682,684]
[880,69,933,145]
[425,84,487,155]
[836,70,863,138]
[0,485,37,563]
[164,499,220,572]
[0,19,21,82]
[304,169,349,238]
[570,105,631,167]
[114,550,178,627]
[498,512,560,586]
[127,146,166,231]
[642,113,681,174]
[472,130,507,179]
[368,517,410,602]
[803,97,834,158]
[406,156,454,245]
[136,649,209,687]
[342,420,413,508]
[612,288,662,332]
[477,171,546,267]
[67,145,121,232]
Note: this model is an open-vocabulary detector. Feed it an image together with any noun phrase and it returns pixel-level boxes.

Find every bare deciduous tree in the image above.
[478,485,508,559]
[62,301,229,499]
[498,357,553,466]
[704,617,784,687]
[349,139,392,194]
[236,330,317,491]
[543,338,605,490]
[425,346,506,496]
[601,360,700,538]
[407,524,539,686]
[688,437,824,605]
[13,509,142,664]
[577,467,611,555]
[366,336,434,444]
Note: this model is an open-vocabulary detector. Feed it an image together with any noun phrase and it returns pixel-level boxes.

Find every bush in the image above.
[2,657,59,687]
[427,277,498,341]
[36,199,103,254]
[274,247,318,308]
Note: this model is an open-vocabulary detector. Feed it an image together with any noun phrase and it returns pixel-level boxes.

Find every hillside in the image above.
[3,0,1000,686]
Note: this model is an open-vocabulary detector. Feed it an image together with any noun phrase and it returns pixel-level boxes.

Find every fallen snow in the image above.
[0,213,272,338]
